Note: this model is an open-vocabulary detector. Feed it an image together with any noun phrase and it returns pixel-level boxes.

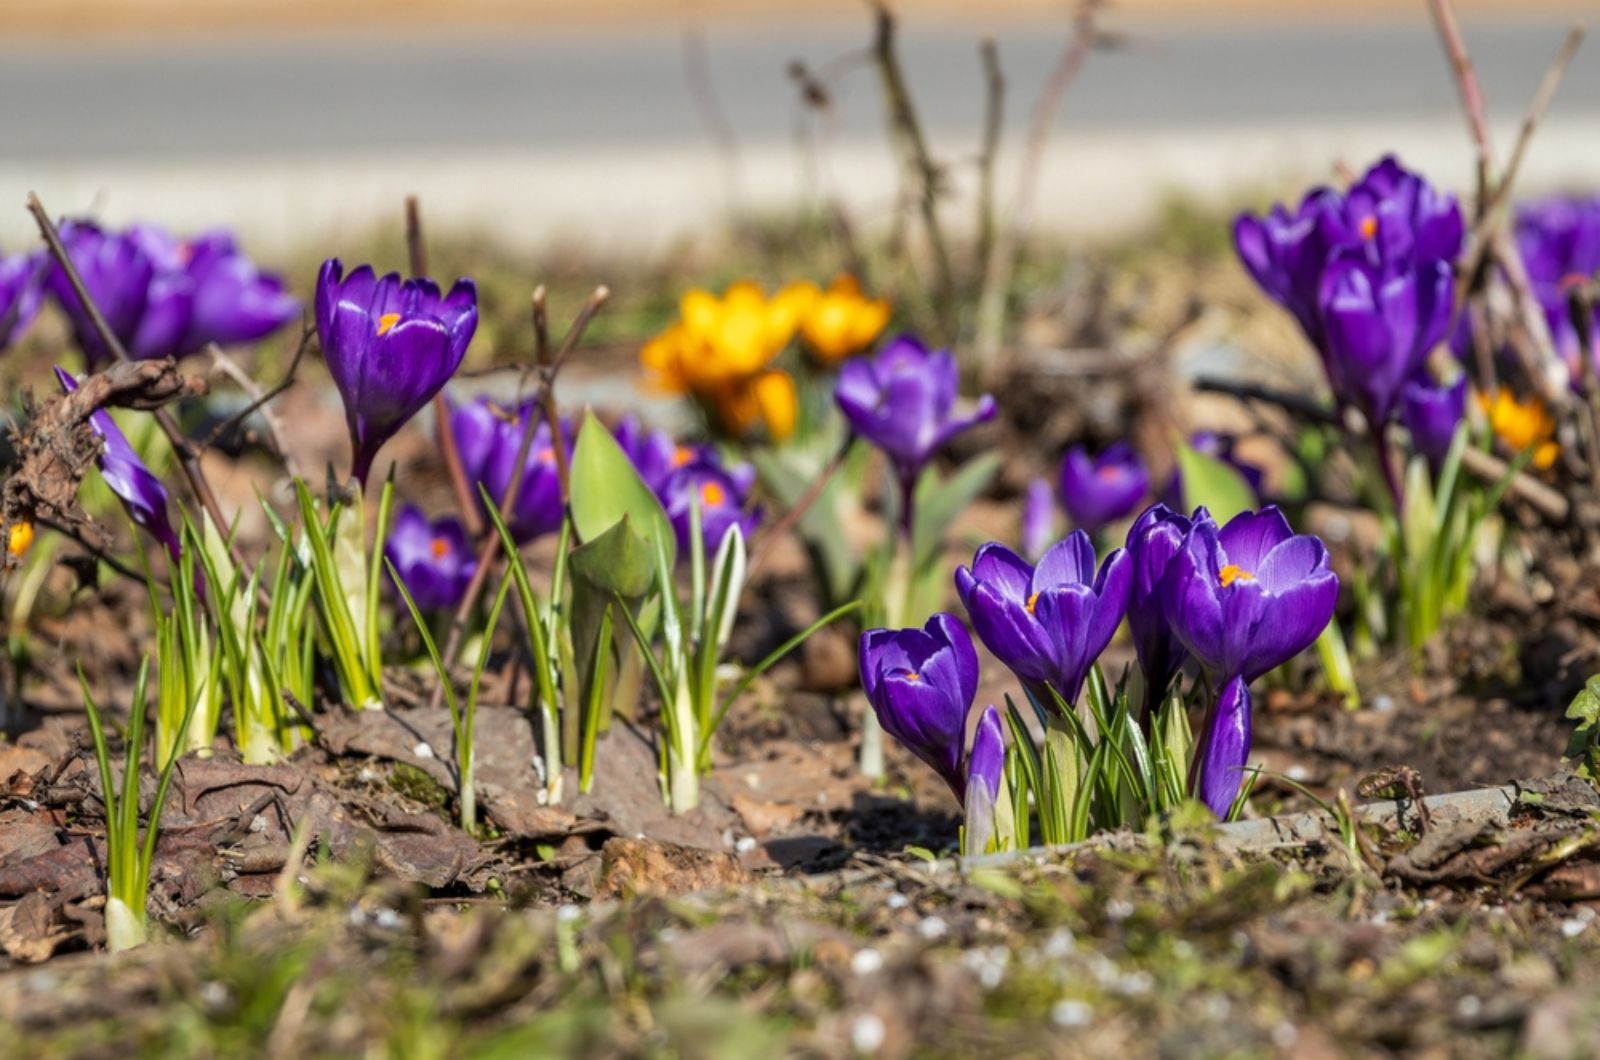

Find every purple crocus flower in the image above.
[1020,477,1057,562]
[1233,186,1348,347]
[385,504,476,612]
[317,258,476,486]
[1236,157,1463,419]
[954,533,1131,705]
[0,249,44,350]
[658,459,759,558]
[1400,373,1467,467]
[449,396,567,545]
[963,705,1006,854]
[1125,504,1193,711]
[1059,442,1149,534]
[157,229,299,353]
[54,366,179,560]
[1196,675,1252,818]
[1161,506,1339,685]
[613,415,703,494]
[49,220,192,364]
[835,334,996,494]
[1318,250,1453,429]
[1515,196,1600,381]
[859,613,979,799]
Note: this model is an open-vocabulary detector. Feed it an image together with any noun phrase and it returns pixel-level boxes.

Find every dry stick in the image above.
[26,193,253,583]
[531,286,572,504]
[35,515,153,586]
[1453,25,1583,326]
[682,23,744,211]
[973,1,1102,381]
[974,38,1004,287]
[407,196,483,538]
[870,3,955,341]
[1191,375,1568,522]
[1428,1,1572,404]
[747,436,853,579]
[202,326,312,478]
[432,287,610,694]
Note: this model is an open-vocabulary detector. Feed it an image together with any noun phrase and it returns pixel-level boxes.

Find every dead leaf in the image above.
[0,892,69,963]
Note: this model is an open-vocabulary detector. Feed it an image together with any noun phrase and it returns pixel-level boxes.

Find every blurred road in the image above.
[1,11,1597,250]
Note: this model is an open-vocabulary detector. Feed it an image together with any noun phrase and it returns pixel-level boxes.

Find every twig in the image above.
[682,22,744,210]
[406,196,484,539]
[433,286,610,690]
[1194,375,1569,522]
[35,515,151,585]
[201,326,311,477]
[1428,3,1573,404]
[973,1,1103,381]
[26,192,253,583]
[870,3,955,341]
[974,38,1004,287]
[748,435,854,579]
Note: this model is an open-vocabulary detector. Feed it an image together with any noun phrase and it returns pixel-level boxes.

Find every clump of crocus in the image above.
[385,505,476,613]
[1059,442,1149,535]
[318,258,477,486]
[54,366,180,561]
[614,415,760,557]
[0,247,43,350]
[955,533,1130,706]
[450,397,568,544]
[640,281,814,440]
[1515,195,1600,382]
[1400,373,1467,468]
[45,220,297,365]
[835,334,996,523]
[1235,155,1462,433]
[1479,388,1559,470]
[1162,506,1339,814]
[797,274,891,366]
[859,614,1006,854]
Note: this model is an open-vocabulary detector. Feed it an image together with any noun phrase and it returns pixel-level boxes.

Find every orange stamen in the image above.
[700,481,726,507]
[376,312,401,336]
[1359,216,1378,240]
[1219,563,1255,588]
[430,536,450,560]
[1026,591,1040,615]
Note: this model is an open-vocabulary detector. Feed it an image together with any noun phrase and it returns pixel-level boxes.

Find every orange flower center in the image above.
[700,481,726,507]
[904,671,920,683]
[1359,216,1378,240]
[1095,466,1121,480]
[430,536,450,560]
[537,446,556,464]
[673,445,694,467]
[376,312,401,336]
[1219,563,1255,588]
[1026,591,1040,615]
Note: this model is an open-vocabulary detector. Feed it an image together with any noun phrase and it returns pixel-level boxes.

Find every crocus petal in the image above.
[1196,676,1252,817]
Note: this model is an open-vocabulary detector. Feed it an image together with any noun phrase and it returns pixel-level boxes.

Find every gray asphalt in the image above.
[2,13,1595,161]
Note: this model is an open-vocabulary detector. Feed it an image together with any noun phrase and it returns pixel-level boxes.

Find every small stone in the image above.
[851,948,884,976]
[412,742,435,760]
[916,916,948,940]
[851,1013,886,1053]
[1051,999,1093,1028]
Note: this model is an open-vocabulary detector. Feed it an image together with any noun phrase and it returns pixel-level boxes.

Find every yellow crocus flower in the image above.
[6,519,34,559]
[1479,389,1559,470]
[640,281,816,439]
[799,275,891,365]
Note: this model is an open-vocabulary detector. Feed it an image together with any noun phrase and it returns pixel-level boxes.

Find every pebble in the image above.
[1043,928,1076,959]
[916,916,948,940]
[1270,1022,1298,1048]
[735,836,758,854]
[1051,1000,1093,1028]
[1560,918,1588,939]
[886,893,909,910]
[851,948,884,976]
[851,1013,886,1053]
[1457,995,1482,1020]
[556,904,582,924]
[1372,695,1395,714]
[1105,898,1135,922]
[412,742,435,759]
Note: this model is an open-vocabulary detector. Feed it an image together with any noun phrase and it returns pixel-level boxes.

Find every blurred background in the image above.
[1,0,1596,255]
